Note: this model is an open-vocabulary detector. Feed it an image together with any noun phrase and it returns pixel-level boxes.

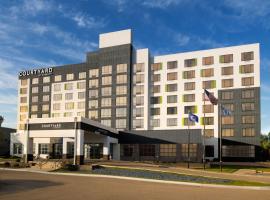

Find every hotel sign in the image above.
[41,123,62,129]
[19,67,53,77]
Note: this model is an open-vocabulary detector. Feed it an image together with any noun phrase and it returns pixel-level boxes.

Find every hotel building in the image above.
[11,29,261,164]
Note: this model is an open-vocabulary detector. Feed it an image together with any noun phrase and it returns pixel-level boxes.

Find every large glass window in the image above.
[89,89,98,98]
[42,104,49,111]
[65,102,74,110]
[121,144,135,157]
[89,69,99,78]
[167,72,177,81]
[101,109,111,118]
[242,77,254,86]
[220,54,233,63]
[222,128,234,137]
[64,83,73,90]
[134,63,144,72]
[43,86,50,93]
[102,87,112,96]
[89,110,98,119]
[183,70,195,79]
[151,108,160,116]
[53,103,61,111]
[183,94,195,102]
[242,115,255,124]
[102,76,112,85]
[43,76,50,83]
[32,78,39,84]
[89,79,99,88]
[116,119,127,129]
[54,84,61,92]
[240,64,254,74]
[150,119,160,127]
[54,75,62,82]
[204,129,214,138]
[32,96,38,103]
[136,96,144,105]
[202,80,216,89]
[135,107,144,117]
[42,95,50,102]
[201,68,214,77]
[184,82,195,91]
[89,100,98,109]
[39,144,49,154]
[167,61,177,69]
[242,89,255,99]
[102,65,112,75]
[65,93,73,100]
[77,102,85,109]
[53,94,62,101]
[202,104,214,113]
[135,74,144,83]
[79,72,86,79]
[242,128,255,137]
[151,74,160,82]
[184,58,197,67]
[222,79,234,88]
[202,56,214,65]
[167,95,177,103]
[117,63,127,73]
[139,144,155,156]
[135,85,144,95]
[116,97,127,106]
[242,103,255,111]
[13,143,23,154]
[20,88,27,94]
[31,105,38,112]
[134,119,144,128]
[241,51,254,61]
[151,63,162,71]
[150,96,162,104]
[101,98,112,107]
[152,85,160,93]
[77,82,86,89]
[166,84,177,92]
[181,144,197,158]
[221,91,234,100]
[202,117,214,125]
[167,118,177,126]
[32,87,38,93]
[117,74,127,84]
[21,79,28,86]
[66,73,74,81]
[222,66,233,75]
[78,92,85,99]
[116,108,127,117]
[160,144,176,157]
[221,116,234,125]
[116,85,127,95]
[101,120,111,127]
[167,107,177,115]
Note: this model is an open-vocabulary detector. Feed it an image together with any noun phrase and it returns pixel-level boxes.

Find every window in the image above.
[64,83,73,90]
[181,144,197,158]
[20,97,27,103]
[167,61,177,69]
[204,129,214,138]
[184,106,196,114]
[116,108,127,117]
[65,102,74,110]
[100,119,111,127]
[31,105,38,112]
[102,76,112,85]
[89,79,99,88]
[242,89,255,99]
[136,96,144,105]
[152,85,160,93]
[151,96,162,104]
[79,72,86,79]
[222,129,234,137]
[53,94,62,101]
[54,84,61,92]
[150,119,160,127]
[202,80,216,89]
[117,63,127,73]
[116,97,127,106]
[89,69,99,78]
[53,103,61,111]
[32,78,39,84]
[121,144,135,157]
[42,104,49,111]
[222,145,255,157]
[152,74,160,82]
[241,51,254,61]
[183,118,195,126]
[223,103,234,111]
[77,82,86,89]
[117,74,127,84]
[221,91,233,100]
[13,143,23,154]
[201,68,214,77]
[167,107,177,115]
[66,73,74,81]
[222,79,234,88]
[42,95,49,102]
[202,56,214,65]
[222,116,234,125]
[202,117,214,125]
[242,115,255,124]
[184,82,195,91]
[65,93,73,100]
[77,112,85,117]
[64,112,73,117]
[166,84,177,92]
[32,96,38,103]
[160,144,176,156]
[151,108,160,116]
[78,92,85,99]
[89,110,98,119]
[20,88,27,94]
[20,114,27,121]
[220,54,233,63]
[135,85,144,94]
[167,95,177,103]
[52,113,60,118]
[135,107,143,117]
[101,98,111,107]
[242,103,255,111]
[77,102,85,109]
[43,76,50,83]
[242,77,254,86]
[32,87,38,93]
[242,128,255,137]
[184,58,197,67]
[21,79,28,86]
[42,114,49,118]
[240,64,254,73]
[89,89,98,98]
[167,118,177,126]
[102,65,112,75]
[116,119,126,129]
[139,144,155,156]
[116,86,126,95]
[183,70,195,79]
[89,100,98,109]
[134,119,144,128]
[101,87,112,96]
[54,75,62,82]
[203,104,214,113]
[183,94,195,102]
[221,66,234,75]
[167,72,177,81]
[39,144,49,154]
[20,106,28,112]
[151,63,162,71]
[134,63,145,72]
[135,74,144,83]
[43,86,50,93]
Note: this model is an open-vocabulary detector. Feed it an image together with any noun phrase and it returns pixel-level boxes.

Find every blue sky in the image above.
[0,0,269,133]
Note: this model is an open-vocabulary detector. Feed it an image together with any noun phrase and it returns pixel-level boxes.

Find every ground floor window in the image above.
[205,145,214,157]
[39,143,49,154]
[222,145,255,157]
[181,144,197,158]
[139,144,155,157]
[13,143,23,154]
[121,144,135,157]
[159,144,176,157]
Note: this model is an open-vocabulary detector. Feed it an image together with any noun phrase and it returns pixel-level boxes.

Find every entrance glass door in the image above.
[84,143,103,159]
[52,143,63,159]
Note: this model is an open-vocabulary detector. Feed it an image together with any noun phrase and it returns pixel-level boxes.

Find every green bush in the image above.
[65,164,79,171]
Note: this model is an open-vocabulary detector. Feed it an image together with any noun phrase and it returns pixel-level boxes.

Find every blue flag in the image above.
[188,112,199,123]
[221,105,232,116]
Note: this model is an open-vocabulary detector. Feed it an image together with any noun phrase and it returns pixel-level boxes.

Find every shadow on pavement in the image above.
[0,179,63,194]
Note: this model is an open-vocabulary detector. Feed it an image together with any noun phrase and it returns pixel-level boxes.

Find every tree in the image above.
[0,116,4,127]
[261,132,270,150]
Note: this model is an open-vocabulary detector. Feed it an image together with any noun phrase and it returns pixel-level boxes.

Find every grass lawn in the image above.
[204,165,270,173]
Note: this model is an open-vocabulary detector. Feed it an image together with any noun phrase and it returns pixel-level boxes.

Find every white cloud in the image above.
[174,33,190,46]
[142,0,185,8]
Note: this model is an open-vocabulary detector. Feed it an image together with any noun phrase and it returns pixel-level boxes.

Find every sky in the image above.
[0,0,269,133]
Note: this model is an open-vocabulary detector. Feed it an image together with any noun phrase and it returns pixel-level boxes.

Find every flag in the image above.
[188,112,199,123]
[221,105,232,116]
[204,89,218,105]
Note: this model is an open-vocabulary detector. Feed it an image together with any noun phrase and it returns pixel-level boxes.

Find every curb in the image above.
[1,168,270,191]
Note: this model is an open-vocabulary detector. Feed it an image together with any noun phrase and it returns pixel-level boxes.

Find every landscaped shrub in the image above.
[65,164,79,171]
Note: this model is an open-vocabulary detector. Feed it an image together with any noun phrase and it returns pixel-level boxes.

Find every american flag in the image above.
[204,89,218,105]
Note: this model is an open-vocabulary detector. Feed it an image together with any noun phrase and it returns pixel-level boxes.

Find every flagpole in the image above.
[219,103,223,172]
[188,111,190,169]
[203,90,206,170]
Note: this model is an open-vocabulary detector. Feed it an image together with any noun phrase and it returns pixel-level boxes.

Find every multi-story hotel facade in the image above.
[11,29,261,164]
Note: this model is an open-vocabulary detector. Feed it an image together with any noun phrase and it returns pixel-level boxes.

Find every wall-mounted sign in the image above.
[19,67,53,77]
[41,123,62,129]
